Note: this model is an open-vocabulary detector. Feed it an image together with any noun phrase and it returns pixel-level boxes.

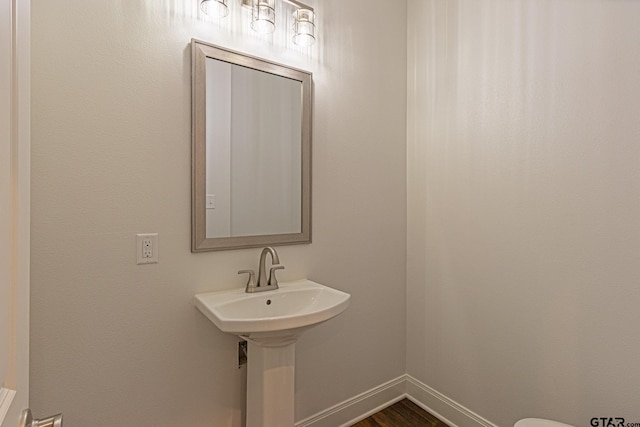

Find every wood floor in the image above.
[350,399,450,427]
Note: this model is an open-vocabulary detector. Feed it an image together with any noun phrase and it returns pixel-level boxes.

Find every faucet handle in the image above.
[238,269,256,291]
[268,265,285,288]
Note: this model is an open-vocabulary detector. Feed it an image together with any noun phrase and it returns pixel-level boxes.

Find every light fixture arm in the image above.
[241,0,312,12]
[281,0,313,12]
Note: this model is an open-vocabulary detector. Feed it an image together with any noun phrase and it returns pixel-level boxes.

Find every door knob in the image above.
[19,409,63,427]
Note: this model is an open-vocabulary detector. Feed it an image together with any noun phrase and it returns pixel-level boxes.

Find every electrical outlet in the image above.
[206,194,216,209]
[136,233,158,264]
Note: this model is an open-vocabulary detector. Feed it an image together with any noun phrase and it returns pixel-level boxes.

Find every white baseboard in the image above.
[295,376,406,427]
[405,375,498,427]
[295,375,498,427]
[0,388,17,425]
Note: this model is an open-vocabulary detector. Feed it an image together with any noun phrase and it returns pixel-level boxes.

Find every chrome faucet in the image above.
[238,247,285,293]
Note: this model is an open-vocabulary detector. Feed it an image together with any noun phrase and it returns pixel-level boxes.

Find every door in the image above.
[1,0,30,426]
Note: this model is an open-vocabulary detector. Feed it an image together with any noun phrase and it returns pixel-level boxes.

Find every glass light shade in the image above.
[292,9,316,47]
[251,0,276,34]
[200,0,229,18]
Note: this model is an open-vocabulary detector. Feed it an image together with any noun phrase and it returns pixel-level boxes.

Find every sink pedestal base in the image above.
[246,340,296,427]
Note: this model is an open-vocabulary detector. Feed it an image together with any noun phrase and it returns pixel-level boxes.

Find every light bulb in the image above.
[251,0,276,34]
[200,0,229,18]
[292,9,315,47]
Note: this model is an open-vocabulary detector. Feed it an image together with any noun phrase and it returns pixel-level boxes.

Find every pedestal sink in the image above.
[194,279,350,427]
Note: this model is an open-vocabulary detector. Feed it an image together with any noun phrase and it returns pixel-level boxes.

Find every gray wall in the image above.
[30,0,407,425]
[407,1,640,426]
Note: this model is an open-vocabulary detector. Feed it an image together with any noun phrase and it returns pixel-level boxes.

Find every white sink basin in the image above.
[194,279,350,341]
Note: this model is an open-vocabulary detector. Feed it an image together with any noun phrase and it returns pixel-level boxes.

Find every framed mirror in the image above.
[191,39,312,252]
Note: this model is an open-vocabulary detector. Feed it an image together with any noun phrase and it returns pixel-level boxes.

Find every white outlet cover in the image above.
[136,233,158,264]
[206,194,216,209]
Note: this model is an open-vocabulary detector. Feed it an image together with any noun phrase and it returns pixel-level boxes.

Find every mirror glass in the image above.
[192,40,312,251]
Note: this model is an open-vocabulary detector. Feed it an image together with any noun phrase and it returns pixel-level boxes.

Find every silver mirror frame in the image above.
[191,39,312,252]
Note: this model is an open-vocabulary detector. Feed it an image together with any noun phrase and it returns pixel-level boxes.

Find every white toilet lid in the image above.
[515,418,575,427]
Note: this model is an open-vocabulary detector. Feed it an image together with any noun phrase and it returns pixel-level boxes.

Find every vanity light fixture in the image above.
[200,0,230,18]
[206,0,316,46]
[251,0,277,34]
[292,7,315,47]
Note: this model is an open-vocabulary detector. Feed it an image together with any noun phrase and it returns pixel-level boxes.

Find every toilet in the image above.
[515,418,575,427]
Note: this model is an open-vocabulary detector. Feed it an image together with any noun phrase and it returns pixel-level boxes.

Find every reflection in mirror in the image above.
[192,40,312,251]
[206,58,302,238]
